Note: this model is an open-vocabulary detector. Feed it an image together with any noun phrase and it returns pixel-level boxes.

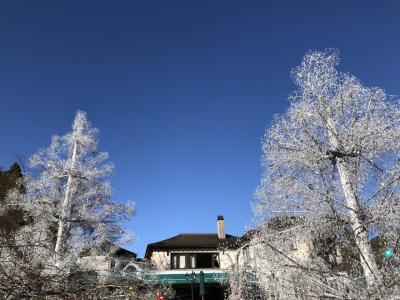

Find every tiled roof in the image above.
[145,233,240,258]
[81,239,137,259]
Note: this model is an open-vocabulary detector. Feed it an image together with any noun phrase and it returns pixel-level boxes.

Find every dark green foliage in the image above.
[0,162,22,201]
[0,162,26,232]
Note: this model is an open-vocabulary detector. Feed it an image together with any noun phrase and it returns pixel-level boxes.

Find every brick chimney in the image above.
[217,215,226,239]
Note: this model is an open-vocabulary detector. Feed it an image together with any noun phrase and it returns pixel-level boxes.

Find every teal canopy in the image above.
[143,271,229,285]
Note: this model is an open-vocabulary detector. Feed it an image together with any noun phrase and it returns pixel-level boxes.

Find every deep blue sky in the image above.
[1,1,399,256]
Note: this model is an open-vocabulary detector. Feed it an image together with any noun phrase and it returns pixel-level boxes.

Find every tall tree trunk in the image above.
[326,117,382,287]
[335,159,382,287]
[54,139,78,262]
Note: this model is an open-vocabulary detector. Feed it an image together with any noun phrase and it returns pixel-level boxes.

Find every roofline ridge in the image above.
[179,233,218,235]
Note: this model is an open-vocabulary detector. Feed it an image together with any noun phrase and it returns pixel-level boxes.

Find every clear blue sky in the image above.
[1,1,399,257]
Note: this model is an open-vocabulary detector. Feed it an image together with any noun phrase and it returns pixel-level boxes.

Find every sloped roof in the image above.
[81,239,137,259]
[236,215,306,247]
[145,233,240,258]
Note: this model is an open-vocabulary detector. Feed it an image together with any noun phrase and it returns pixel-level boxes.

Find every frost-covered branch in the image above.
[254,49,400,294]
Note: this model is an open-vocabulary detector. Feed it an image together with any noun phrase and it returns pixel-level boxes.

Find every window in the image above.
[171,254,190,269]
[170,253,220,269]
[109,259,116,269]
[172,255,178,269]
[179,255,186,269]
[243,245,250,264]
[190,254,196,268]
[196,253,213,268]
[213,253,220,268]
[124,265,136,273]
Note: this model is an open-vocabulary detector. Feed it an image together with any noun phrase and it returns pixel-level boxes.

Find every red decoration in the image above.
[156,289,166,300]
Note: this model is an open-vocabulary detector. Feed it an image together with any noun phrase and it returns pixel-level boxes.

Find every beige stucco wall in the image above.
[77,255,111,271]
[150,251,170,270]
[219,249,239,270]
[224,229,334,299]
[243,234,315,275]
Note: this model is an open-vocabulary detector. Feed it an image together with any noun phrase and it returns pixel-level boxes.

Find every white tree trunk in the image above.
[335,159,382,287]
[54,139,78,262]
[326,117,382,287]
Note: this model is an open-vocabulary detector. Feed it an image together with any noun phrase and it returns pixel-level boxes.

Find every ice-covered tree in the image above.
[26,111,134,263]
[255,49,400,289]
[0,112,159,298]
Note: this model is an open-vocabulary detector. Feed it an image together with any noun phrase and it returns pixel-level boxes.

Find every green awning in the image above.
[143,271,229,285]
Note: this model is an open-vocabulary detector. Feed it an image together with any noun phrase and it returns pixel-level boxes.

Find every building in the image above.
[144,215,349,299]
[230,216,347,299]
[145,216,239,300]
[77,240,140,283]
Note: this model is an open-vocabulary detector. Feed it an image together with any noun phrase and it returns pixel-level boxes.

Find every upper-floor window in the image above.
[171,253,220,269]
[109,259,116,269]
[243,245,250,264]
